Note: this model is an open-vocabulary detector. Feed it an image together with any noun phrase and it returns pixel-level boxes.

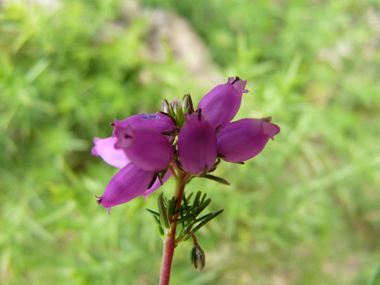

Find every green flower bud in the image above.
[190,243,206,271]
[161,99,170,114]
[181,93,194,114]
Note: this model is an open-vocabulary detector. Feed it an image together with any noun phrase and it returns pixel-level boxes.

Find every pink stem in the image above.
[159,172,188,285]
[159,228,176,285]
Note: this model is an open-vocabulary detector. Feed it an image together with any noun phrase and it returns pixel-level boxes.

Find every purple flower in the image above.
[197,77,248,129]
[216,118,280,163]
[92,137,130,168]
[114,126,173,172]
[114,112,176,140]
[96,163,155,214]
[92,76,280,212]
[177,113,217,176]
[92,114,174,210]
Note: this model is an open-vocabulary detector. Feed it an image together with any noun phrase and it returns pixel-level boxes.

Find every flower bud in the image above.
[170,98,180,115]
[91,137,130,168]
[177,113,217,176]
[161,99,170,114]
[181,94,194,114]
[197,77,248,129]
[217,117,280,163]
[114,126,173,172]
[96,163,155,214]
[190,243,206,271]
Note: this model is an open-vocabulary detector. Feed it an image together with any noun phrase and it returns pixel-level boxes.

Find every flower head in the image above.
[92,76,280,212]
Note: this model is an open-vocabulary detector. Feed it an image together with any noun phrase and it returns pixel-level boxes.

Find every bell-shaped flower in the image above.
[92,137,130,168]
[114,112,176,139]
[197,77,248,129]
[177,113,217,176]
[216,117,280,163]
[96,163,155,214]
[114,126,173,172]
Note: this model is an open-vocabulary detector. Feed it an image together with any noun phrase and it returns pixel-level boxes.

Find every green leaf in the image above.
[173,213,196,223]
[183,209,224,241]
[195,213,213,223]
[167,197,178,218]
[193,198,211,216]
[172,205,191,216]
[146,208,160,218]
[186,176,195,184]
[186,192,194,201]
[153,216,162,227]
[203,174,230,185]
[193,191,202,208]
[200,193,207,206]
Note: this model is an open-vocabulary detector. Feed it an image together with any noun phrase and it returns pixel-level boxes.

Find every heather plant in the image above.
[1,0,380,284]
[92,77,280,283]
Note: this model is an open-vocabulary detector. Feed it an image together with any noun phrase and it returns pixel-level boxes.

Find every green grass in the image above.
[1,0,379,284]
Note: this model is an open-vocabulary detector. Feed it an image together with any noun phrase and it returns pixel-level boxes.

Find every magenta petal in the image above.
[141,169,172,200]
[96,163,155,213]
[114,126,173,172]
[114,112,176,140]
[197,77,248,129]
[217,118,280,163]
[177,113,217,176]
[92,137,130,168]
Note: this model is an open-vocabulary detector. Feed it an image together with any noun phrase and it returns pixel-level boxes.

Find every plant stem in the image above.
[159,171,188,285]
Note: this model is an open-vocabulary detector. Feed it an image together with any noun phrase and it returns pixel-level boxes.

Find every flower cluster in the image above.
[92,77,280,214]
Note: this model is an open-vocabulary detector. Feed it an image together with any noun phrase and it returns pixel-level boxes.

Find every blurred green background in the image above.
[1,0,380,284]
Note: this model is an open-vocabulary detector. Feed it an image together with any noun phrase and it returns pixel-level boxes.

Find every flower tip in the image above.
[227,76,248,94]
[227,76,236,84]
[113,119,121,128]
[91,146,99,155]
[95,195,102,205]
[107,208,111,215]
[234,79,248,93]
[262,120,280,140]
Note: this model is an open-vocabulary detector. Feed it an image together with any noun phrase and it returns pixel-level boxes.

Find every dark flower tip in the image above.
[263,116,272,123]
[227,76,248,94]
[231,76,240,84]
[95,195,102,205]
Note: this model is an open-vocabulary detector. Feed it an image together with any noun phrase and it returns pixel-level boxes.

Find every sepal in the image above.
[158,193,171,232]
